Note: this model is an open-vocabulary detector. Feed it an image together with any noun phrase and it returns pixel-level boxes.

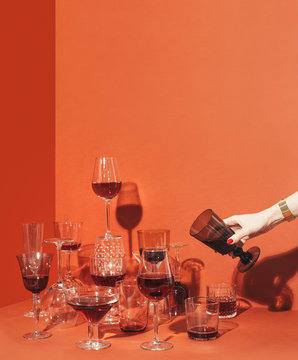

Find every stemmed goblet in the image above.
[56,221,83,287]
[92,156,122,239]
[22,222,45,318]
[137,247,174,351]
[16,252,53,339]
[65,285,119,350]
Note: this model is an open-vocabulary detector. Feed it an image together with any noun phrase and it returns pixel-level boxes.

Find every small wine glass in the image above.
[92,157,122,239]
[56,221,83,287]
[90,250,127,324]
[65,285,119,350]
[137,247,174,351]
[16,252,53,340]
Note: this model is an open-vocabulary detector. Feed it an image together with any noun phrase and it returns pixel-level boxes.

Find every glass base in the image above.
[76,339,111,351]
[237,246,260,273]
[140,340,173,351]
[23,331,52,340]
[219,311,237,319]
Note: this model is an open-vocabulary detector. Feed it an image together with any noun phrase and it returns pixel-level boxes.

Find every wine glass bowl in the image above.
[16,252,53,340]
[137,247,174,351]
[65,285,119,350]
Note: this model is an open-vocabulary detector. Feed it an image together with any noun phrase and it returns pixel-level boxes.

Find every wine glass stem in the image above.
[32,293,40,335]
[175,247,181,282]
[153,301,160,344]
[65,252,71,280]
[105,200,112,237]
[56,243,63,283]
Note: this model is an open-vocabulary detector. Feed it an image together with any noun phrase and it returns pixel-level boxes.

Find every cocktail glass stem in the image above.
[56,242,63,283]
[153,301,160,344]
[105,200,112,238]
[175,247,181,282]
[32,293,41,336]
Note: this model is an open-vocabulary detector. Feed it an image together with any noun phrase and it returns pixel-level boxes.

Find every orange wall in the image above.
[0,2,55,307]
[56,1,298,309]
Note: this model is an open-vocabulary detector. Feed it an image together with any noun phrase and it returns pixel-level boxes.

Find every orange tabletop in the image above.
[0,299,297,360]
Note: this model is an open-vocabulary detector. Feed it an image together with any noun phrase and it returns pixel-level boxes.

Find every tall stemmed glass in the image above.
[57,221,83,287]
[16,252,53,339]
[22,223,44,318]
[65,285,119,350]
[92,157,122,239]
[137,247,174,351]
[42,223,77,326]
[169,243,189,316]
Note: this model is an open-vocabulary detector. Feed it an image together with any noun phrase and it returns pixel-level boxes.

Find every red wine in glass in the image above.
[92,182,122,200]
[217,297,237,317]
[91,273,125,287]
[67,296,116,323]
[187,326,218,340]
[22,275,49,294]
[137,273,174,301]
[61,242,81,251]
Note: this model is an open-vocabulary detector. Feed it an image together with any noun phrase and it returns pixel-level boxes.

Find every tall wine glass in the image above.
[137,247,174,351]
[56,221,83,287]
[16,252,53,339]
[169,243,189,316]
[42,224,78,327]
[90,251,127,324]
[92,157,121,239]
[65,285,119,350]
[22,223,45,318]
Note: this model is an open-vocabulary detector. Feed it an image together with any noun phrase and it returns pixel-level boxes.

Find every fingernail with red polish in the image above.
[227,239,233,244]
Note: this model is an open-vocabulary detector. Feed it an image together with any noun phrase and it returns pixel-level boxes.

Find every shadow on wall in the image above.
[233,246,298,311]
[116,182,143,257]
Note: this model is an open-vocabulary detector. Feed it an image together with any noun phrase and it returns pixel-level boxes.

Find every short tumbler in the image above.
[207,282,237,319]
[185,297,219,341]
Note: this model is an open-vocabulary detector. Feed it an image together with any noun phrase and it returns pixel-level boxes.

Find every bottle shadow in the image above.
[233,246,298,311]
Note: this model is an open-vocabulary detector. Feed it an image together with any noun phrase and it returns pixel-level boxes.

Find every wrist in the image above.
[260,204,285,229]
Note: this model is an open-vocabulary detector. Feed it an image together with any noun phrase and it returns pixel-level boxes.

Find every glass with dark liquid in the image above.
[65,285,119,350]
[185,297,219,341]
[207,282,237,318]
[17,252,53,340]
[190,209,260,273]
[137,247,174,351]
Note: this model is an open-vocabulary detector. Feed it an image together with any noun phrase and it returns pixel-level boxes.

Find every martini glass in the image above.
[65,285,119,350]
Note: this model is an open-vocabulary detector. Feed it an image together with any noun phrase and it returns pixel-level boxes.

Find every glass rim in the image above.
[185,296,219,305]
[137,229,170,234]
[207,282,236,289]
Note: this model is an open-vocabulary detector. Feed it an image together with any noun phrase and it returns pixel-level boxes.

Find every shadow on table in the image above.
[233,246,298,311]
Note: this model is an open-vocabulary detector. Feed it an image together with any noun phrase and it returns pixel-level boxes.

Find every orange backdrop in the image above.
[56,1,298,309]
[0,1,55,307]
